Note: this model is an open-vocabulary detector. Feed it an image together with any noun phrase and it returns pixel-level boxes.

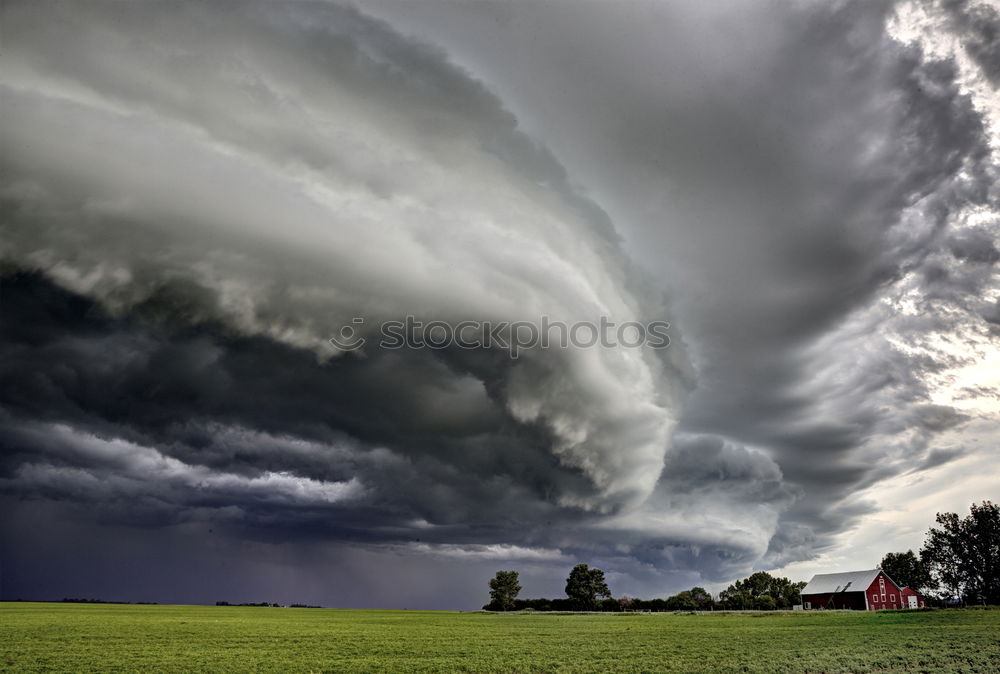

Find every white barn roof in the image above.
[801,569,880,595]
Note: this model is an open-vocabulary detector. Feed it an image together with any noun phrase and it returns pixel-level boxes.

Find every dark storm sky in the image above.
[1,0,998,608]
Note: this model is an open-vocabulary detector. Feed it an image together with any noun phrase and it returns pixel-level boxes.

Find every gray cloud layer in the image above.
[1,0,998,604]
[366,0,999,568]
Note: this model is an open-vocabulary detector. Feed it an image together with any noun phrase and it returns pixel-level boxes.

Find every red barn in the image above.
[801,569,911,610]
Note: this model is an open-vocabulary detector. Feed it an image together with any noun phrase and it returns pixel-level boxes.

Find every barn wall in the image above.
[801,592,866,610]
[900,587,926,608]
[865,571,904,610]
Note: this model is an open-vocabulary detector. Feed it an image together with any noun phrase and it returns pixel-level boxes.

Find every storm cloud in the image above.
[1,0,998,606]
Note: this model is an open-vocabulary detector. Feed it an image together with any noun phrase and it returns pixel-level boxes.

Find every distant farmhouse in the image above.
[801,569,926,610]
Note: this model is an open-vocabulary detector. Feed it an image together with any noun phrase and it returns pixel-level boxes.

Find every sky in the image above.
[0,0,998,609]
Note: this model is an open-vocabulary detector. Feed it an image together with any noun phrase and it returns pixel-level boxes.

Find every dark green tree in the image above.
[754,594,777,611]
[719,572,805,609]
[782,581,808,608]
[488,570,522,611]
[689,586,714,610]
[921,501,1000,604]
[743,572,773,598]
[718,582,753,610]
[879,550,932,594]
[665,590,697,611]
[565,563,611,610]
[664,587,714,610]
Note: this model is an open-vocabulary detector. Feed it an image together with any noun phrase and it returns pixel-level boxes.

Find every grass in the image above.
[2,603,999,672]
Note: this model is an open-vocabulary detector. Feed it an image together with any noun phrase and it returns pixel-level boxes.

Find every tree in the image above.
[665,590,697,611]
[742,572,773,598]
[781,581,808,609]
[617,595,636,611]
[921,501,1000,604]
[718,583,752,610]
[565,563,611,610]
[879,550,932,594]
[689,586,714,610]
[754,594,776,611]
[719,572,805,609]
[488,570,522,611]
[664,587,713,611]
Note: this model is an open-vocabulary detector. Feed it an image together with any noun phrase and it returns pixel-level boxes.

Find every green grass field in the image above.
[2,603,998,673]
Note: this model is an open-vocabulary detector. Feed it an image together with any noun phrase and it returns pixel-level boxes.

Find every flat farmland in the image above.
[2,603,998,672]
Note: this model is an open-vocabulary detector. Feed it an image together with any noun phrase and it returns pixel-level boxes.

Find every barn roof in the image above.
[801,569,880,595]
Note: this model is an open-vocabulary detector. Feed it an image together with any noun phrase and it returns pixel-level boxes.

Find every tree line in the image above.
[214,601,323,608]
[486,501,999,611]
[485,563,807,612]
[59,598,158,605]
[879,500,999,605]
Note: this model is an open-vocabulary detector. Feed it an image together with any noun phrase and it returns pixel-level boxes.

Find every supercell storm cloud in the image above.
[1,0,998,608]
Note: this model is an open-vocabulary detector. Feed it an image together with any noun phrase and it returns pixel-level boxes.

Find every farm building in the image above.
[801,569,923,610]
[900,586,927,608]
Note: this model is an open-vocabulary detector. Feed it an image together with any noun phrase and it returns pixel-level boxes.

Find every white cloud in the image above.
[397,542,570,562]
